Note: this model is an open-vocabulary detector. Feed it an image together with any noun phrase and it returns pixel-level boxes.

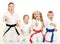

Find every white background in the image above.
[0,0,60,44]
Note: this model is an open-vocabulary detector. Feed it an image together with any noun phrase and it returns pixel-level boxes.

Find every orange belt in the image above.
[30,29,45,44]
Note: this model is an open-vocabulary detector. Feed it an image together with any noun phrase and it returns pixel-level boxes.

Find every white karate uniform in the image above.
[3,11,20,42]
[20,22,32,44]
[32,19,43,42]
[45,18,56,42]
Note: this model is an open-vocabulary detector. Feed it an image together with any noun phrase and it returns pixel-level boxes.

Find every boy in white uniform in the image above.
[3,2,20,42]
[20,15,32,44]
[43,11,57,43]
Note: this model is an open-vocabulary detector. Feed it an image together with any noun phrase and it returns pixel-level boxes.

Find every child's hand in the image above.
[4,16,8,21]
[16,22,20,27]
[35,22,38,26]
[54,28,57,31]
[50,23,56,27]
[20,29,24,35]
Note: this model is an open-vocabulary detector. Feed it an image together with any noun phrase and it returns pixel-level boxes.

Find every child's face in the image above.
[47,13,54,20]
[34,12,40,20]
[23,16,29,24]
[8,4,14,11]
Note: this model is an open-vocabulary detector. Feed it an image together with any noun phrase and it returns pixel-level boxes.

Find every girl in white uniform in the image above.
[3,2,20,42]
[43,11,57,43]
[30,11,45,44]
[20,15,32,44]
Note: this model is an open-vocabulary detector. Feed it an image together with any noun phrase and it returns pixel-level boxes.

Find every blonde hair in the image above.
[32,11,43,22]
[32,11,45,28]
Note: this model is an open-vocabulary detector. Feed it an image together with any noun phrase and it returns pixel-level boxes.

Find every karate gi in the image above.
[3,11,20,42]
[20,22,32,44]
[43,18,56,43]
[30,19,44,44]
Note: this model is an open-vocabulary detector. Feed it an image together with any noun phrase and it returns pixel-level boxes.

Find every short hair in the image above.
[23,15,29,19]
[47,11,54,16]
[48,11,53,13]
[8,2,14,6]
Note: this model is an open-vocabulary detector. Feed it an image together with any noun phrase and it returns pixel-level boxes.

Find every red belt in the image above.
[30,29,45,44]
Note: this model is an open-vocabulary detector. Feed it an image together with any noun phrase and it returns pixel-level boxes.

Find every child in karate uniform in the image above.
[30,11,45,44]
[43,11,57,43]
[3,2,20,42]
[20,15,32,44]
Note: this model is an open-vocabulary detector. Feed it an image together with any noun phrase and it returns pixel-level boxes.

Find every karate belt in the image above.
[43,28,54,43]
[30,29,45,44]
[3,24,20,36]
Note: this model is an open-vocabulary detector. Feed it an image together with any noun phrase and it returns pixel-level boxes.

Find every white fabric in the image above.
[3,11,20,42]
[3,11,20,25]
[31,19,43,42]
[45,18,56,29]
[45,32,57,42]
[45,18,56,41]
[32,19,42,30]
[32,33,43,42]
[19,22,32,43]
[20,22,32,35]
[45,32,52,41]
